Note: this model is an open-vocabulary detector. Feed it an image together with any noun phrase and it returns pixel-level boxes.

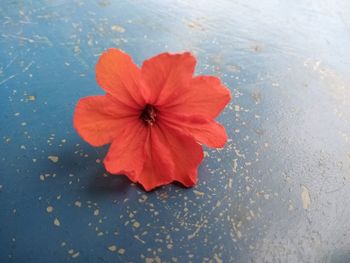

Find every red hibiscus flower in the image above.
[74,48,231,191]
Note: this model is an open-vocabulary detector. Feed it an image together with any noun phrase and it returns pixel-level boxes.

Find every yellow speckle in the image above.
[48,155,59,163]
[39,175,45,181]
[68,249,74,254]
[72,252,80,258]
[74,201,82,207]
[133,221,140,228]
[193,190,204,196]
[54,218,60,227]
[46,206,53,213]
[111,25,125,33]
[108,245,117,252]
[94,209,99,216]
[27,95,36,101]
[301,185,311,209]
[118,248,125,255]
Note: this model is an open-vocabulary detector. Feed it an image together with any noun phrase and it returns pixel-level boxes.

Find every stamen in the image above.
[140,104,157,126]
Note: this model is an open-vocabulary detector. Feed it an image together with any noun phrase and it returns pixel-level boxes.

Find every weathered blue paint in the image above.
[1,0,350,262]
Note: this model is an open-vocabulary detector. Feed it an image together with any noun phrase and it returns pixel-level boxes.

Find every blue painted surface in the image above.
[1,0,350,262]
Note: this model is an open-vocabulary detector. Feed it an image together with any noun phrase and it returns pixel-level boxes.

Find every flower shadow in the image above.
[55,141,193,197]
[86,173,133,198]
[54,142,133,198]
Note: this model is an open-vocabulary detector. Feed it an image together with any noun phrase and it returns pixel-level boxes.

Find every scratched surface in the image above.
[1,0,350,262]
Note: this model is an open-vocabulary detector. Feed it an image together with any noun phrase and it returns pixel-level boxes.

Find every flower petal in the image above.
[138,127,175,191]
[138,123,204,191]
[103,120,147,181]
[161,124,204,187]
[73,95,139,146]
[163,76,231,118]
[160,113,228,148]
[141,52,196,105]
[96,48,147,107]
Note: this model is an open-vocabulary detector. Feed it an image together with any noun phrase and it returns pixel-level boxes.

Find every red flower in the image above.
[74,48,231,191]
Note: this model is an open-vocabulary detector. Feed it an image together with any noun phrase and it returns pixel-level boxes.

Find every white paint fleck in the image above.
[108,245,117,252]
[301,185,311,209]
[111,25,125,33]
[214,253,223,263]
[54,218,60,227]
[48,155,59,163]
[118,248,125,255]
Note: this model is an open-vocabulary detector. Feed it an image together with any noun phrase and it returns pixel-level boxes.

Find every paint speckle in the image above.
[27,95,36,101]
[111,25,125,33]
[118,248,125,255]
[133,221,140,228]
[74,201,82,207]
[48,155,59,163]
[193,190,204,196]
[54,218,61,227]
[301,185,311,210]
[108,245,117,252]
[214,253,223,263]
[138,194,148,203]
[46,206,53,213]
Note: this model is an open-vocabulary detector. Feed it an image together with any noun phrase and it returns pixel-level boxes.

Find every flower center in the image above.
[140,104,158,126]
